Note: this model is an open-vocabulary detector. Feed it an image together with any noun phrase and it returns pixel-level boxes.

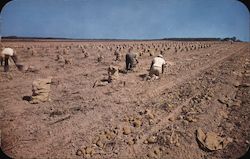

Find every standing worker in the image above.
[1,47,24,72]
[125,48,138,71]
[149,53,166,77]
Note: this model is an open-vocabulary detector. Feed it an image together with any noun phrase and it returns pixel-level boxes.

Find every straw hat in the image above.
[157,54,163,58]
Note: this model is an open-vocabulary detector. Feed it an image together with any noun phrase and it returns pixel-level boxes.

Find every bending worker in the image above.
[1,47,24,72]
[125,48,138,71]
[149,54,166,77]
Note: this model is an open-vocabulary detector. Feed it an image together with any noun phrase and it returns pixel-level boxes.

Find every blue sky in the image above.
[1,0,249,41]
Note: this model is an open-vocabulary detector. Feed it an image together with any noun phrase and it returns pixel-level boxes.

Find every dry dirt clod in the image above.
[105,130,116,140]
[145,109,155,119]
[231,100,241,107]
[185,116,197,122]
[84,154,91,158]
[96,140,104,148]
[76,149,84,156]
[178,115,184,120]
[169,116,174,121]
[93,134,107,148]
[24,65,39,73]
[183,120,189,125]
[187,133,192,137]
[149,119,155,125]
[196,128,232,151]
[147,113,155,119]
[85,147,95,155]
[175,142,180,147]
[147,147,162,158]
[55,55,65,62]
[92,137,99,144]
[233,81,241,87]
[93,80,109,87]
[133,119,142,127]
[64,59,72,65]
[219,111,228,119]
[123,126,131,135]
[127,138,135,145]
[218,96,229,105]
[123,116,129,122]
[147,136,157,144]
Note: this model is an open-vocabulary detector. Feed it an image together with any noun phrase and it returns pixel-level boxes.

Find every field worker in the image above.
[149,54,166,77]
[1,47,24,72]
[114,49,121,61]
[125,47,138,71]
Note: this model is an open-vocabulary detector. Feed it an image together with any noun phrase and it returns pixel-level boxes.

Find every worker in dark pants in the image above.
[125,48,138,71]
[1,47,24,72]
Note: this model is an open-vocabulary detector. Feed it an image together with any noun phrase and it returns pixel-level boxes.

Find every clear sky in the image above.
[0,0,249,41]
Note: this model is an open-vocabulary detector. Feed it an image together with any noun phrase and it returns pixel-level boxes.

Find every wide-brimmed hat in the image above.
[157,54,163,58]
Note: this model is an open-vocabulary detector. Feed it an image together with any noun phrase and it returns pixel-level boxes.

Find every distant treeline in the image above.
[220,37,241,42]
[1,36,241,42]
[163,37,241,42]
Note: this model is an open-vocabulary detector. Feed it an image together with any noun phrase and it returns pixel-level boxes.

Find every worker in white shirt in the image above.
[1,47,24,72]
[149,53,166,77]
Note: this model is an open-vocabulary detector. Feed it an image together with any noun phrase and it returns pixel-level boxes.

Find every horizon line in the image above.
[1,36,243,42]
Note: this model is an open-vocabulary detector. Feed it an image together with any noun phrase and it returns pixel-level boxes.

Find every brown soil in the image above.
[0,40,249,159]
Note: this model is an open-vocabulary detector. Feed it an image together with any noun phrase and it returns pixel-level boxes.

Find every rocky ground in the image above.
[0,40,249,158]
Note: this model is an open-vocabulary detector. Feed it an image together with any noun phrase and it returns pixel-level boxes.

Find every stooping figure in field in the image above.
[1,47,24,72]
[125,48,138,71]
[114,49,121,61]
[149,54,166,78]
